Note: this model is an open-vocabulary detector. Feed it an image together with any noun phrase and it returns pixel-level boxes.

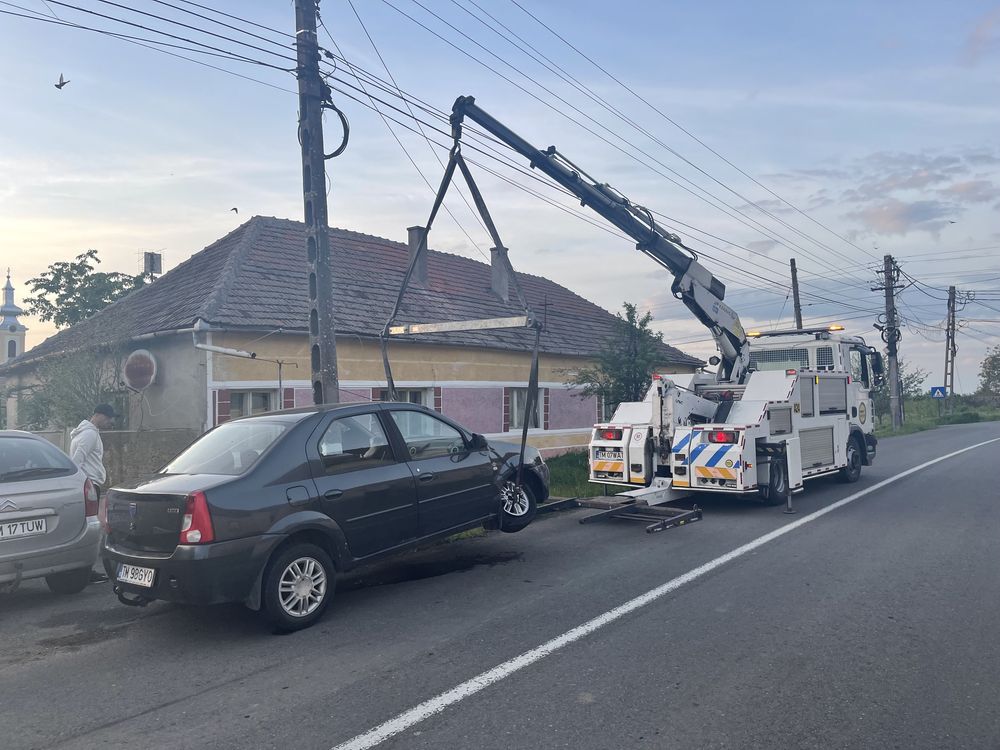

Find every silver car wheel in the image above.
[500,481,530,517]
[277,556,328,618]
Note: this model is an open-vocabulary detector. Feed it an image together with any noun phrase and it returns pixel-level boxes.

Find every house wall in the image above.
[129,336,208,431]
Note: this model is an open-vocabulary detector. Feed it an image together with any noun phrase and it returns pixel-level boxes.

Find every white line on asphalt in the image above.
[332,436,1000,750]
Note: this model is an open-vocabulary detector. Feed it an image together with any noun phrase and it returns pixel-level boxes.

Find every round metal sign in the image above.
[124,349,157,390]
[859,402,867,424]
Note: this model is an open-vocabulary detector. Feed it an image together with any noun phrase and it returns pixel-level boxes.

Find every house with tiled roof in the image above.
[2,216,701,452]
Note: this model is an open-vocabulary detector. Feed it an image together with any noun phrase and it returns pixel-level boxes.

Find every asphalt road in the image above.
[2,422,999,750]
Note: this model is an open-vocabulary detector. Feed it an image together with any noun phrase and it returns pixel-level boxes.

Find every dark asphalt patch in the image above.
[340,550,523,590]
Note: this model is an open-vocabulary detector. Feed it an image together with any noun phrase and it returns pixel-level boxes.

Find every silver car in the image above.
[0,431,101,594]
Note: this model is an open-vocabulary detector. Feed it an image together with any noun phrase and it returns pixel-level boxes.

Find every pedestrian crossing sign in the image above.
[930,386,946,399]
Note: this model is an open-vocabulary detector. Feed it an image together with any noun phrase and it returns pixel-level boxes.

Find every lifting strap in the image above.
[379,138,543,502]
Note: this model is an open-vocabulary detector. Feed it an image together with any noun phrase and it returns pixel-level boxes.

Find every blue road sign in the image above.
[930,386,947,399]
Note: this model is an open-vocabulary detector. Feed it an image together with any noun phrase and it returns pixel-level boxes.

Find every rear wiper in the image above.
[0,467,69,481]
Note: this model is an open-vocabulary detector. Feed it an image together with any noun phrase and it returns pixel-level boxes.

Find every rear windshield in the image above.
[161,421,287,476]
[0,436,76,484]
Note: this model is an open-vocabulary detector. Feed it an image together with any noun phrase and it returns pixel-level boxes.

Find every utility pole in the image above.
[294,0,339,404]
[876,254,903,431]
[789,258,803,330]
[943,285,957,414]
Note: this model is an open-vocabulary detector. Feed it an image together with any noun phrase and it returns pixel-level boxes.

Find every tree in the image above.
[567,302,666,415]
[25,249,149,328]
[977,345,1000,405]
[872,356,928,418]
[15,348,126,430]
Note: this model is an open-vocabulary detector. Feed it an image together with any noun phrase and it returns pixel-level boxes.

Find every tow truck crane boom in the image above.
[450,95,750,382]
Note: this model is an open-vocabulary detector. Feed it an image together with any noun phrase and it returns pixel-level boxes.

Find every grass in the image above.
[874,407,1000,438]
[545,451,628,499]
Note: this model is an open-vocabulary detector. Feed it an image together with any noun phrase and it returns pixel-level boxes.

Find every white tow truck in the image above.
[590,326,882,503]
[445,96,883,525]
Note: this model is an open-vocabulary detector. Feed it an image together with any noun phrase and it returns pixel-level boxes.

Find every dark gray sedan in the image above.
[102,402,548,630]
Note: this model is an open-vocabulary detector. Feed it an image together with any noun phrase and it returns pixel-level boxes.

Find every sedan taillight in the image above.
[180,491,214,545]
[84,479,99,518]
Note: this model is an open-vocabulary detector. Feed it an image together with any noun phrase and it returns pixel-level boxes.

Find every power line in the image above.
[505,0,881,264]
[378,0,870,285]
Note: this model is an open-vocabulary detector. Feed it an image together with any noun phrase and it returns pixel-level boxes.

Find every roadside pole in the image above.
[790,258,803,330]
[944,285,957,415]
[294,0,340,404]
[881,255,902,431]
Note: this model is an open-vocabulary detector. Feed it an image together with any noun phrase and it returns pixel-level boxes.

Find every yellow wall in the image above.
[208,332,643,384]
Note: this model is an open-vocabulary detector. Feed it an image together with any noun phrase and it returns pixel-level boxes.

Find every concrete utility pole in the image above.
[881,254,902,431]
[789,258,803,330]
[294,0,339,404]
[943,285,957,414]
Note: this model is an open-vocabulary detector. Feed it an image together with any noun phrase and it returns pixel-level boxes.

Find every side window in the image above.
[390,410,467,460]
[317,413,395,475]
[849,349,864,383]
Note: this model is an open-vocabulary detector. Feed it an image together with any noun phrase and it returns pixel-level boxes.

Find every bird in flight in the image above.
[230,207,239,214]
[54,73,70,90]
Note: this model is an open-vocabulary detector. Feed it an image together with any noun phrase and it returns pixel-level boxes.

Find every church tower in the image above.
[1,271,27,363]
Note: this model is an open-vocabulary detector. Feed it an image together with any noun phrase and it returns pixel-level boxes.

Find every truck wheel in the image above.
[839,437,863,483]
[261,543,335,632]
[497,479,537,533]
[758,459,787,506]
[45,567,91,595]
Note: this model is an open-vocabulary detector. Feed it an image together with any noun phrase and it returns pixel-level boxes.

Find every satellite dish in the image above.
[124,349,157,391]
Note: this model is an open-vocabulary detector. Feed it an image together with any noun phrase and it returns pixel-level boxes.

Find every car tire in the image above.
[839,436,863,483]
[45,567,91,595]
[261,543,335,632]
[758,458,788,506]
[497,478,538,533]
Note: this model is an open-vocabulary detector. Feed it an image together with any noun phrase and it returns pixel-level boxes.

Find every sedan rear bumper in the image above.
[0,518,101,586]
[103,534,284,606]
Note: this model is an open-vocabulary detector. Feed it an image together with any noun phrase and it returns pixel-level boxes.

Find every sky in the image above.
[1,0,999,392]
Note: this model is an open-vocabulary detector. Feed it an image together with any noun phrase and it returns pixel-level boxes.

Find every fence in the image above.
[35,429,200,490]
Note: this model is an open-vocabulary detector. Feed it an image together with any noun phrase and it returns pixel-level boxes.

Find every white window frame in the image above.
[229,389,277,418]
[509,387,540,430]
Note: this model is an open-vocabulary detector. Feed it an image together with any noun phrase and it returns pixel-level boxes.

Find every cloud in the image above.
[745,239,781,255]
[940,179,1000,203]
[964,7,1000,66]
[844,198,956,236]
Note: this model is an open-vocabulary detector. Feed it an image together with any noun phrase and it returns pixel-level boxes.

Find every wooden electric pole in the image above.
[789,258,803,329]
[295,0,339,404]
[943,285,957,414]
[881,254,902,430]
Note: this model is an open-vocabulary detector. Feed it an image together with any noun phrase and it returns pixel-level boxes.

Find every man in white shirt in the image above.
[69,404,115,495]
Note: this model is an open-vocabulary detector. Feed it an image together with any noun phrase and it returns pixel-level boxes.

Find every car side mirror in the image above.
[469,433,489,451]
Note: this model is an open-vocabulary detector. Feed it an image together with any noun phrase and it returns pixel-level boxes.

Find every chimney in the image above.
[407,226,428,286]
[491,246,509,303]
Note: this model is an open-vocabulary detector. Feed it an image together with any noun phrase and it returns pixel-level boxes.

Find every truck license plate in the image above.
[0,517,47,541]
[117,563,156,588]
[596,450,622,461]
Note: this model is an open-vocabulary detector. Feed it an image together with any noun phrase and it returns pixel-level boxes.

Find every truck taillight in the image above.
[708,430,737,444]
[598,429,622,441]
[180,491,214,545]
[84,479,99,518]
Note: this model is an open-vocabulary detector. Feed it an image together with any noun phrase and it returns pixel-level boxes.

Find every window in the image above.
[509,387,540,430]
[815,346,835,370]
[0,436,75,483]
[7,340,15,359]
[377,389,429,406]
[390,410,466,460]
[230,390,274,418]
[748,348,809,372]
[318,413,395,475]
[162,420,287,476]
[849,349,863,382]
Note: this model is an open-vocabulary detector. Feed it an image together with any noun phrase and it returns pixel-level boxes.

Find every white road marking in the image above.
[332,436,1000,750]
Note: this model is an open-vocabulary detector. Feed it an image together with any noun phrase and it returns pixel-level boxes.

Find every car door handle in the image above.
[418,473,435,482]
[324,489,344,499]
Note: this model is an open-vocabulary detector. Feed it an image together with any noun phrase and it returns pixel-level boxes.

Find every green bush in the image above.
[938,411,981,425]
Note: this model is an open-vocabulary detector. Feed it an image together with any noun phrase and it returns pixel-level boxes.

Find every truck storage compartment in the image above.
[799,427,834,468]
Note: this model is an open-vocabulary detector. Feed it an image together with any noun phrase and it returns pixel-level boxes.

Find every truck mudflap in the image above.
[864,433,878,465]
